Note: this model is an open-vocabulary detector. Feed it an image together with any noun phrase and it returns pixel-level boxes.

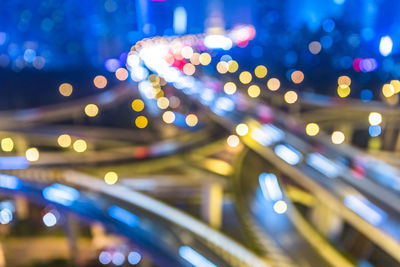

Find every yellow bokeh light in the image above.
[148,74,160,84]
[227,135,240,147]
[254,65,267,78]
[248,85,261,98]
[185,114,198,127]
[305,123,320,136]
[1,138,14,152]
[131,99,145,112]
[267,78,280,91]
[157,97,169,109]
[331,131,345,144]
[291,70,304,84]
[181,46,194,59]
[104,171,118,185]
[57,134,72,148]
[25,147,39,162]
[368,112,382,125]
[236,123,248,136]
[382,83,395,98]
[337,85,350,98]
[239,71,252,84]
[183,63,196,75]
[216,61,229,74]
[390,80,400,93]
[224,82,237,95]
[284,91,298,104]
[162,111,175,124]
[228,60,239,73]
[385,93,399,105]
[338,76,351,87]
[190,53,200,65]
[273,200,287,214]
[199,53,212,65]
[84,104,99,117]
[115,68,129,81]
[93,75,107,89]
[73,139,87,153]
[135,116,148,128]
[59,83,73,97]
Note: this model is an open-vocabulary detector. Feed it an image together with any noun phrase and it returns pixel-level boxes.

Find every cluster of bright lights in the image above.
[381,80,400,102]
[99,250,141,266]
[337,75,351,98]
[259,173,288,214]
[368,112,382,137]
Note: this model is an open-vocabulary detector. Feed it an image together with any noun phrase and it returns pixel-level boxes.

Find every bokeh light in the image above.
[162,111,175,124]
[131,99,145,112]
[104,171,118,185]
[157,97,169,109]
[135,116,148,128]
[284,91,298,104]
[224,82,237,95]
[305,123,320,136]
[273,200,287,214]
[59,83,73,97]
[331,131,345,144]
[382,83,395,98]
[267,78,280,91]
[183,63,195,75]
[199,53,211,65]
[239,71,252,84]
[216,61,229,74]
[235,123,248,136]
[309,41,322,55]
[291,71,304,84]
[73,139,87,153]
[248,85,261,98]
[185,114,198,127]
[84,104,99,117]
[25,147,39,162]
[254,65,267,78]
[368,112,382,125]
[115,68,129,81]
[337,85,351,98]
[227,135,240,147]
[93,75,107,89]
[228,60,239,73]
[1,138,14,152]
[57,134,72,148]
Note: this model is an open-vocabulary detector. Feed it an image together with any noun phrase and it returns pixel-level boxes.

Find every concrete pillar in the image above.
[395,129,400,151]
[383,126,395,151]
[310,201,343,240]
[14,195,29,219]
[201,182,223,229]
[339,123,353,144]
[205,0,224,32]
[90,223,107,250]
[64,213,82,266]
[14,135,27,157]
